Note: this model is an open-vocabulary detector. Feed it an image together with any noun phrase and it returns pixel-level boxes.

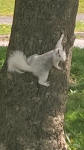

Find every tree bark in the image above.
[0,0,79,150]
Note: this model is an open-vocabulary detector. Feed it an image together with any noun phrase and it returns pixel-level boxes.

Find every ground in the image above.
[0,0,84,150]
[0,47,84,150]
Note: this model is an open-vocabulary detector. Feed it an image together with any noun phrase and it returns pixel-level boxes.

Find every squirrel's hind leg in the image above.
[38,71,50,87]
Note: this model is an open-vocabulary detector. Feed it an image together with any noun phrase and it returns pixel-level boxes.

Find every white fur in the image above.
[7,34,66,87]
[8,51,32,73]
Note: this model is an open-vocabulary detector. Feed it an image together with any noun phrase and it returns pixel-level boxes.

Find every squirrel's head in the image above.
[54,48,66,62]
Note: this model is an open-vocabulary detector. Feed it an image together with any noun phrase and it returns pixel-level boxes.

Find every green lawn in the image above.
[0,24,11,35]
[78,0,84,13]
[0,21,84,36]
[65,48,84,150]
[0,47,84,150]
[0,0,15,16]
[0,0,83,16]
[0,0,84,36]
[0,47,7,68]
[75,21,84,32]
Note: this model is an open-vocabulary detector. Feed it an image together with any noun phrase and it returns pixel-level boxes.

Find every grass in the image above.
[0,47,84,150]
[75,21,84,32]
[65,47,84,150]
[0,24,11,35]
[0,0,83,16]
[0,47,7,68]
[0,1,83,35]
[0,22,83,36]
[0,0,15,16]
[78,0,84,13]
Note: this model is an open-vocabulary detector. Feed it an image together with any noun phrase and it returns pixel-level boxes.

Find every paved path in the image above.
[0,14,84,48]
[0,35,9,46]
[0,35,84,48]
[76,13,84,21]
[75,32,84,38]
[0,13,84,24]
[0,40,9,46]
[0,16,13,24]
[74,39,84,48]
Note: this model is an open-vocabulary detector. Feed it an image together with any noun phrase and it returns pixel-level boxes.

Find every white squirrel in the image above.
[7,34,66,87]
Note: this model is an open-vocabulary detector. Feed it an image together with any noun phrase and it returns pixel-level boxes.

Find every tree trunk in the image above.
[0,0,79,150]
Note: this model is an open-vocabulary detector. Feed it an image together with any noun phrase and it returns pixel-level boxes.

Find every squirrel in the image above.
[7,34,66,87]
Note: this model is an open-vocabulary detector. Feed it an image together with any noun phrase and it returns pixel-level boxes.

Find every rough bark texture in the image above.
[0,0,78,150]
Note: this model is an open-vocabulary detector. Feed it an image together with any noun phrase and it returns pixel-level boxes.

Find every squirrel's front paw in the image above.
[57,66,62,70]
[44,81,50,87]
[39,81,50,87]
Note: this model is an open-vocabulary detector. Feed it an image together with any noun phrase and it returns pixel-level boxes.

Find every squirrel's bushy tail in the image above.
[8,51,32,73]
